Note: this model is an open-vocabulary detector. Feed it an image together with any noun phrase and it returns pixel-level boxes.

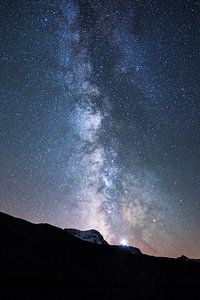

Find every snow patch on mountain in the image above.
[65,228,142,254]
[64,228,108,245]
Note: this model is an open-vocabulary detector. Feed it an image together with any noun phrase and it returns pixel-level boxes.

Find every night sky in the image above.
[1,0,200,258]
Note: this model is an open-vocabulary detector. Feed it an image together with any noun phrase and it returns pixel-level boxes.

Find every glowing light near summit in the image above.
[120,239,128,246]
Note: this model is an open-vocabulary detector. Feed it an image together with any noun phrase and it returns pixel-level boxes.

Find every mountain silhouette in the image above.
[0,211,199,299]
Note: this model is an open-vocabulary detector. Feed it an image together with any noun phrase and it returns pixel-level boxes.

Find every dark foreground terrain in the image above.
[0,212,200,299]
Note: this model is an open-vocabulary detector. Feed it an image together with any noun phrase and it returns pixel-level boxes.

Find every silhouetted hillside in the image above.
[0,212,199,299]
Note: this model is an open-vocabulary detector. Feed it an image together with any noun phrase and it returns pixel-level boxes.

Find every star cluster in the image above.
[0,0,200,257]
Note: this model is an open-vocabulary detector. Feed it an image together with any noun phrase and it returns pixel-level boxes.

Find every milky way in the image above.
[0,0,200,258]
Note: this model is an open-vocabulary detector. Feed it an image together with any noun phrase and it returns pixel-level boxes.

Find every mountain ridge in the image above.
[0,211,199,299]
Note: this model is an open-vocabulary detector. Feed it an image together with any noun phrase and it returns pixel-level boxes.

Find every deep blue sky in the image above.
[0,0,200,257]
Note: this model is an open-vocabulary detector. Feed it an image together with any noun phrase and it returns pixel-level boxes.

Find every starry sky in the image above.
[0,0,200,258]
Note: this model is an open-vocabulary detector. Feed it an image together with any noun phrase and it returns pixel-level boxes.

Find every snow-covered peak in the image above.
[64,228,108,245]
[65,228,142,254]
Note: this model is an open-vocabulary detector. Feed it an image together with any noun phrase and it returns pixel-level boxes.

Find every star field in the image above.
[0,0,200,258]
